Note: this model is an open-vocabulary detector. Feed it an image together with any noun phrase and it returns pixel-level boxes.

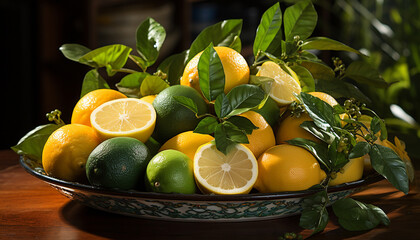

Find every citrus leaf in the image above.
[115,72,150,98]
[214,93,232,118]
[226,84,265,117]
[173,96,198,115]
[11,124,61,162]
[300,92,340,131]
[286,137,331,171]
[223,121,249,144]
[349,141,371,159]
[300,60,335,81]
[299,121,337,144]
[80,69,110,98]
[289,65,315,92]
[300,190,329,235]
[315,79,371,104]
[140,76,169,96]
[59,44,91,62]
[370,116,382,135]
[328,138,349,171]
[194,117,218,134]
[249,75,274,94]
[136,18,166,69]
[198,44,225,102]
[284,0,317,41]
[344,61,388,88]
[158,50,189,85]
[369,144,409,194]
[302,37,362,55]
[332,198,390,231]
[79,44,132,76]
[214,123,235,155]
[188,19,243,62]
[229,35,242,53]
[227,116,258,135]
[253,2,282,57]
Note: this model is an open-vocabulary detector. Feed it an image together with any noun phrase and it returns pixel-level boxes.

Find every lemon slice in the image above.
[193,143,258,195]
[91,98,156,142]
[256,61,301,106]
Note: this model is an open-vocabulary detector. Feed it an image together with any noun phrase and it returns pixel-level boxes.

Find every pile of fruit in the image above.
[13,1,414,234]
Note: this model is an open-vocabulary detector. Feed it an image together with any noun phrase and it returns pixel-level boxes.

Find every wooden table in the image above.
[1,149,419,239]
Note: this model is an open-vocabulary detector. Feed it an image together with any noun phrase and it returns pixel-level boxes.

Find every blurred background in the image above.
[2,0,420,158]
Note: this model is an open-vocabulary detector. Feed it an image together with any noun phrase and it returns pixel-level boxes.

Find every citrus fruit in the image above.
[329,157,364,186]
[193,142,258,195]
[144,136,161,157]
[139,95,156,104]
[42,124,101,182]
[256,61,301,106]
[254,144,326,193]
[90,98,156,142]
[252,96,281,129]
[239,111,276,158]
[152,85,208,143]
[181,46,250,94]
[145,149,196,194]
[86,137,151,190]
[159,131,214,161]
[276,92,338,144]
[71,89,127,127]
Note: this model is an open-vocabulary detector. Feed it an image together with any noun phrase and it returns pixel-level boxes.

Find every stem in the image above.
[112,68,138,74]
[196,113,216,119]
[129,55,147,72]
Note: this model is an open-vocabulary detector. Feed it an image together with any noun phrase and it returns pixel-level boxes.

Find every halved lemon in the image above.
[256,61,301,106]
[90,98,156,142]
[193,143,258,195]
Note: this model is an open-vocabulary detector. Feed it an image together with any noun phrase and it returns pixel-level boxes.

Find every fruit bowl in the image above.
[20,155,383,222]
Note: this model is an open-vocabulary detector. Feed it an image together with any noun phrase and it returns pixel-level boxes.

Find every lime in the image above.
[86,137,151,190]
[152,85,208,143]
[145,149,196,194]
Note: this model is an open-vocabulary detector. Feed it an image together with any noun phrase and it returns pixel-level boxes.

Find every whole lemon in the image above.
[159,131,214,161]
[42,124,101,182]
[254,144,326,193]
[181,46,249,94]
[145,150,196,194]
[71,89,127,127]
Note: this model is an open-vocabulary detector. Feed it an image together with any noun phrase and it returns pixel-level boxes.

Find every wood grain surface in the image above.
[1,150,419,240]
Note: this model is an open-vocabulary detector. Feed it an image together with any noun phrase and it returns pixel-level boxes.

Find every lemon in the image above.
[159,131,214,161]
[86,137,151,190]
[329,157,364,186]
[139,95,156,104]
[42,124,101,182]
[256,61,301,106]
[145,150,196,194]
[193,143,258,195]
[71,89,127,127]
[254,144,326,193]
[90,98,156,142]
[181,46,249,94]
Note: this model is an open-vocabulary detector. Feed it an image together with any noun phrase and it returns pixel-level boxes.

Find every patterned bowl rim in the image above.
[19,155,383,201]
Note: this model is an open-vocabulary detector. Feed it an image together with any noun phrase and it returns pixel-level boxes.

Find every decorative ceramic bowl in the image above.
[20,156,383,222]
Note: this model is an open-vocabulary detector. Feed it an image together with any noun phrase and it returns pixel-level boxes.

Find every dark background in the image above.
[2,0,420,157]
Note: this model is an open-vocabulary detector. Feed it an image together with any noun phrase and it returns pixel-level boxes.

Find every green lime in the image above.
[152,85,208,143]
[144,136,161,156]
[253,96,280,129]
[86,137,151,190]
[145,149,196,194]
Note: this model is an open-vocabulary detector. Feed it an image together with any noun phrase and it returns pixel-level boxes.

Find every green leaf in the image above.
[249,75,274,94]
[188,19,243,62]
[223,121,249,144]
[80,69,110,98]
[198,44,225,102]
[332,198,390,231]
[253,2,282,57]
[370,117,382,135]
[214,123,235,155]
[300,92,340,131]
[289,65,315,92]
[11,124,61,162]
[115,72,150,98]
[300,190,329,235]
[136,18,166,69]
[79,44,132,76]
[173,96,198,115]
[194,117,218,134]
[344,61,388,88]
[302,37,362,55]
[369,144,409,194]
[286,138,331,171]
[140,75,169,96]
[284,0,318,41]
[229,36,242,53]
[328,138,349,171]
[59,44,91,62]
[349,141,371,159]
[159,50,189,85]
[315,79,371,104]
[299,60,335,81]
[214,93,232,118]
[225,84,266,117]
[227,116,258,135]
[299,121,337,144]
